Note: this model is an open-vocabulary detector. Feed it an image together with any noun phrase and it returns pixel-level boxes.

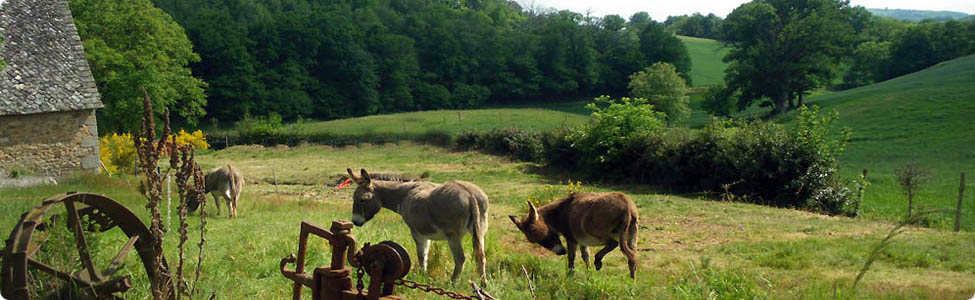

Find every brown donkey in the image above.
[509,192,639,278]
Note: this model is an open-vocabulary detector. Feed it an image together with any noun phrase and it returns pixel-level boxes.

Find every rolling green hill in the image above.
[678,35,729,87]
[867,8,970,22]
[803,55,975,228]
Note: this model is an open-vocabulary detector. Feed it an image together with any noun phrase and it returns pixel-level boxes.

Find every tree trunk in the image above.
[798,93,805,107]
[773,91,788,115]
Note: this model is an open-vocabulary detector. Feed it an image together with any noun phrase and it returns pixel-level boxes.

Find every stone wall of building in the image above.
[0,109,100,176]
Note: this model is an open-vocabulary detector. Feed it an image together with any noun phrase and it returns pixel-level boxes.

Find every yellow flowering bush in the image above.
[99,133,136,175]
[173,129,210,150]
[527,180,591,208]
[99,130,209,175]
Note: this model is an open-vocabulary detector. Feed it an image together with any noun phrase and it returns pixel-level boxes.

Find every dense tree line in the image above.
[145,0,691,124]
[665,13,723,39]
[705,0,974,117]
[844,17,975,88]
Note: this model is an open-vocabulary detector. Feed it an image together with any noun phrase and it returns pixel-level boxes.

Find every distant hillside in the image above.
[801,55,975,227]
[677,36,729,87]
[867,8,969,22]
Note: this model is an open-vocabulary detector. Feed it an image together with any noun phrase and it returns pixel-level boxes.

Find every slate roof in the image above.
[0,0,103,116]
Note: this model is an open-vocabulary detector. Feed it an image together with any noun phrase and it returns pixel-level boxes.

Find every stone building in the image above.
[0,0,104,176]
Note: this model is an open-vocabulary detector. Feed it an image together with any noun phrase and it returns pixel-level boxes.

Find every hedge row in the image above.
[453,110,852,215]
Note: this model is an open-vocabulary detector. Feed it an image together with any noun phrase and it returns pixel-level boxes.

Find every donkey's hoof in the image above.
[595,261,603,270]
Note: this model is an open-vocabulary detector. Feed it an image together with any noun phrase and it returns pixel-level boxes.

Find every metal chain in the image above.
[394,279,489,300]
[355,265,366,297]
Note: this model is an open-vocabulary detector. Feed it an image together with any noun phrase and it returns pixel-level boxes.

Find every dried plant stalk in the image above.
[137,91,175,299]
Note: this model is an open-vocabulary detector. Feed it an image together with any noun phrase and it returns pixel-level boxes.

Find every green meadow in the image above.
[678,36,730,87]
[4,36,972,300]
[798,55,975,231]
[2,144,972,299]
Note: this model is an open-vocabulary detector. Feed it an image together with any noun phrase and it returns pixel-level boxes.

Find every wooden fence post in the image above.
[956,172,965,232]
[856,168,867,217]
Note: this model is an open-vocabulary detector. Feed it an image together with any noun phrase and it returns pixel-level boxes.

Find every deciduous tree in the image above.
[721,0,854,115]
[628,62,690,126]
[70,0,207,133]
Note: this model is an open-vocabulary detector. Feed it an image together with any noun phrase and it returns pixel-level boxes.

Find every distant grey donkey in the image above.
[188,165,244,218]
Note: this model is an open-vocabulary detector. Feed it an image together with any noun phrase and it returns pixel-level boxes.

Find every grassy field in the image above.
[786,55,975,231]
[208,105,590,144]
[2,144,973,299]
[678,36,730,87]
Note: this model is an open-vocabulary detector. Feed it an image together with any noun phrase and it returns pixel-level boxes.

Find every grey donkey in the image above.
[188,165,244,218]
[346,168,489,282]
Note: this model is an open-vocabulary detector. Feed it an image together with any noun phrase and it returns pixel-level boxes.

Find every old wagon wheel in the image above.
[1,192,168,299]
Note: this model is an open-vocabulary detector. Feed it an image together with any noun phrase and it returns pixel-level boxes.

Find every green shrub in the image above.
[567,96,666,176]
[540,129,576,167]
[451,104,851,213]
[454,128,545,162]
[454,130,479,150]
[235,112,284,144]
[416,129,453,148]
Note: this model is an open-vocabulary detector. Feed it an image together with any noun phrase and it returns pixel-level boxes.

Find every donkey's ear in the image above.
[360,169,371,184]
[526,201,538,222]
[508,215,520,226]
[347,168,361,184]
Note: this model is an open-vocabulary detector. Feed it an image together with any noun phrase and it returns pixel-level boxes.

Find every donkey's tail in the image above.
[227,165,238,201]
[620,213,638,255]
[619,211,638,278]
[469,190,488,281]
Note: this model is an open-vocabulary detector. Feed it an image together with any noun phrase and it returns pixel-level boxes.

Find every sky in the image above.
[528,0,975,21]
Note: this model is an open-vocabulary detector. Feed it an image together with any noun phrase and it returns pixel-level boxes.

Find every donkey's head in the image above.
[347,168,382,226]
[509,201,566,255]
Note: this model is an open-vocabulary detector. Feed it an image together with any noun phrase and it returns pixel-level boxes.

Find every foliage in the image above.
[567,96,665,174]
[527,180,590,208]
[99,132,136,175]
[841,41,892,88]
[701,85,737,117]
[147,0,707,123]
[884,19,975,80]
[628,62,690,125]
[99,129,207,175]
[639,21,692,83]
[721,0,854,115]
[455,128,545,162]
[69,0,207,133]
[233,113,284,144]
[456,104,851,212]
[173,129,210,150]
[415,129,454,148]
[665,13,724,39]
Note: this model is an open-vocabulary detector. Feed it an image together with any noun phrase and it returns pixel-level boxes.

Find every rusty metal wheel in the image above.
[1,192,167,299]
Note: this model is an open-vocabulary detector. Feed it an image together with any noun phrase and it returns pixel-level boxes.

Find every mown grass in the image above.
[2,143,973,299]
[678,36,730,87]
